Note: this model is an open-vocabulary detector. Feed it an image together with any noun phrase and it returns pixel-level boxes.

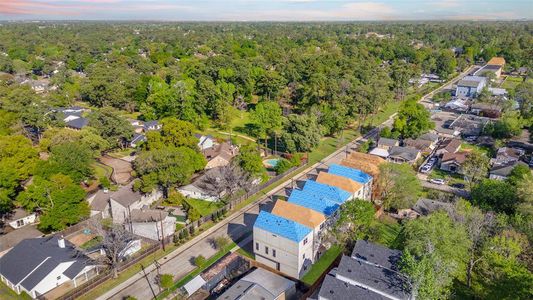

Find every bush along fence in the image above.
[56,159,307,300]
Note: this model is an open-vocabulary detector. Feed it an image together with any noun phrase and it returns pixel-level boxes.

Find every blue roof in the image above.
[302,180,351,204]
[288,190,340,216]
[328,164,372,184]
[254,211,312,243]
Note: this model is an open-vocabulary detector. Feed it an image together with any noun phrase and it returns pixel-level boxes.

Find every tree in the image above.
[18,174,89,231]
[157,118,198,150]
[334,199,375,246]
[250,101,282,147]
[392,100,434,139]
[515,176,533,216]
[92,220,136,278]
[514,81,533,119]
[400,212,471,299]
[234,144,266,179]
[483,112,524,139]
[194,255,206,267]
[506,163,533,186]
[462,151,490,190]
[471,179,518,214]
[88,110,134,148]
[38,142,94,183]
[435,50,457,79]
[214,236,230,249]
[281,114,322,153]
[158,274,174,290]
[199,163,252,201]
[273,158,293,174]
[378,163,421,211]
[134,147,206,194]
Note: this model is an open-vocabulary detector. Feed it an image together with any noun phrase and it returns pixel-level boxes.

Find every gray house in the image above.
[387,146,421,164]
[455,76,486,98]
[218,267,296,300]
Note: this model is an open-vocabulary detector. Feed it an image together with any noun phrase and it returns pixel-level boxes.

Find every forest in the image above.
[0,21,532,299]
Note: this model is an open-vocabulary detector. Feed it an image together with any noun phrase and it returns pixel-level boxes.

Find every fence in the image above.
[175,160,306,240]
[55,243,161,300]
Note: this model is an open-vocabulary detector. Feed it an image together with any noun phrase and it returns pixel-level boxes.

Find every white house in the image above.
[253,211,314,279]
[0,236,98,299]
[4,208,37,229]
[455,76,486,98]
[195,134,215,151]
[127,209,176,241]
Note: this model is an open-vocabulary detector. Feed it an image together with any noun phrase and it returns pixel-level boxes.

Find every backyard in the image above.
[184,198,224,216]
[301,245,343,286]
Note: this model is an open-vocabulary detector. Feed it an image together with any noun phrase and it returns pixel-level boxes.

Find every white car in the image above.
[429,178,445,185]
[421,165,431,173]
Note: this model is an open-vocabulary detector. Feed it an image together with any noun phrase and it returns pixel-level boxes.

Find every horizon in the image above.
[1,1,532,21]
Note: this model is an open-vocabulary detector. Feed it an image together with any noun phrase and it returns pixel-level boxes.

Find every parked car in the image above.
[451,183,465,189]
[421,165,431,173]
[429,178,445,185]
[428,157,437,164]
[464,136,477,143]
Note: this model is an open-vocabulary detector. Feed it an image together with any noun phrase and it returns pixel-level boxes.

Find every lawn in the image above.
[429,168,467,186]
[461,142,493,157]
[184,198,224,216]
[364,101,402,127]
[301,245,343,286]
[501,75,525,91]
[308,128,359,165]
[107,148,135,159]
[0,281,32,300]
[92,162,113,179]
[371,215,402,249]
[236,248,255,260]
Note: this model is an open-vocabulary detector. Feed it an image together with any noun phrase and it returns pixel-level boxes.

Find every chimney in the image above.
[57,236,65,248]
[103,188,109,194]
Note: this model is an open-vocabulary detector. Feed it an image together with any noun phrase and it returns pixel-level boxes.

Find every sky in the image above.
[0,0,532,21]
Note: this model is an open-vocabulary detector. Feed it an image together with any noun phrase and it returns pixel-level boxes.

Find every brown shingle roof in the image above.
[487,57,506,66]
[130,209,168,222]
[316,172,363,194]
[348,152,386,166]
[441,151,469,164]
[437,139,462,154]
[271,200,326,229]
[341,158,381,178]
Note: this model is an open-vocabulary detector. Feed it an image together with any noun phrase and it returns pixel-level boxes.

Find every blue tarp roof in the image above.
[254,211,312,243]
[302,180,351,204]
[328,164,373,184]
[288,190,340,217]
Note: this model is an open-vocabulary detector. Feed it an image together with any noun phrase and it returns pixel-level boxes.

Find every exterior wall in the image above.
[198,139,214,150]
[110,190,162,224]
[489,173,507,181]
[8,214,37,229]
[31,261,76,298]
[130,216,176,241]
[205,156,230,170]
[253,227,314,279]
[440,162,462,174]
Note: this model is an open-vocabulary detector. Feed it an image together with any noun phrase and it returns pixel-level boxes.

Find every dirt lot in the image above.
[100,155,133,185]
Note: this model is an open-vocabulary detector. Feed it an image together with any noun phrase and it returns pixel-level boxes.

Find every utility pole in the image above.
[141,264,157,299]
[159,211,165,251]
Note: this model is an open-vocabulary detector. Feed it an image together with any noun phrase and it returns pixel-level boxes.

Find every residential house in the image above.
[22,79,51,94]
[253,211,314,279]
[0,226,43,257]
[0,236,98,299]
[369,147,390,159]
[470,103,502,118]
[328,164,373,201]
[302,180,351,205]
[444,98,470,112]
[128,119,145,133]
[455,76,487,98]
[177,166,226,201]
[287,189,341,218]
[218,267,296,300]
[316,172,364,200]
[489,161,529,181]
[419,132,440,145]
[474,57,505,78]
[440,151,469,174]
[376,138,399,151]
[387,146,421,164]
[199,252,245,292]
[318,240,411,300]
[3,208,37,230]
[403,138,435,153]
[449,114,490,137]
[127,209,176,241]
[195,134,215,151]
[412,198,453,217]
[204,142,238,170]
[88,183,162,224]
[492,147,525,166]
[143,120,161,131]
[129,133,146,148]
[435,138,462,157]
[65,117,89,130]
[488,87,508,97]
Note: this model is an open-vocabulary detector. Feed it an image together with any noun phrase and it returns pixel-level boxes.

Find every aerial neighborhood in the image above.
[0,17,532,300]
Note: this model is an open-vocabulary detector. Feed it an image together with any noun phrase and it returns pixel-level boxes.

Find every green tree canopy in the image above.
[88,110,134,148]
[281,113,322,153]
[378,163,421,210]
[37,142,94,183]
[392,99,434,138]
[234,144,266,179]
[471,179,519,214]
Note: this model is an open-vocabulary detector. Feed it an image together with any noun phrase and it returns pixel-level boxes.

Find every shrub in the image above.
[159,274,174,290]
[274,158,292,174]
[99,176,111,189]
[214,236,230,249]
[194,255,206,267]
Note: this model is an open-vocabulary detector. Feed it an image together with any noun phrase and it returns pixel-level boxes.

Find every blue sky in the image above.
[1,1,532,21]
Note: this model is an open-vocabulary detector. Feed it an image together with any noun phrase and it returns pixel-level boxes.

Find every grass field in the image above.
[0,281,32,300]
[92,162,113,179]
[371,215,402,249]
[501,75,525,91]
[107,148,135,159]
[184,198,223,216]
[308,128,359,164]
[301,245,343,286]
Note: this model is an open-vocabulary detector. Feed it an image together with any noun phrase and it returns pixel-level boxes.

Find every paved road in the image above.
[96,67,474,300]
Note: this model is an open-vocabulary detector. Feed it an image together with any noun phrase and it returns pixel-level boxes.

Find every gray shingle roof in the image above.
[378,138,399,147]
[318,274,390,300]
[389,146,420,162]
[412,198,453,216]
[351,240,402,271]
[0,236,92,291]
[336,255,411,300]
[490,161,528,177]
[66,117,88,129]
[110,182,142,207]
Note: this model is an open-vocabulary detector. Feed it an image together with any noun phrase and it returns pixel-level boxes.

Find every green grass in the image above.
[202,128,256,146]
[184,198,224,216]
[301,245,343,286]
[308,128,359,164]
[371,216,402,249]
[80,236,103,250]
[92,162,113,179]
[501,75,525,91]
[107,148,135,159]
[461,142,493,157]
[0,281,32,300]
[236,248,255,259]
[230,110,251,132]
[364,101,402,127]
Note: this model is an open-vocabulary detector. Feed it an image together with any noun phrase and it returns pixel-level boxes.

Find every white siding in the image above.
[130,216,176,241]
[31,261,75,298]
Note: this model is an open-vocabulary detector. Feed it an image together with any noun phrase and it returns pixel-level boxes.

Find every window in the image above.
[303,237,308,245]
[272,249,276,257]
[56,276,61,280]
[16,220,24,227]
[303,253,306,259]
[255,242,259,251]
[265,246,269,255]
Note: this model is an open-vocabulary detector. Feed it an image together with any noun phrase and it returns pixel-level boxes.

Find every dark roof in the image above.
[336,255,411,300]
[0,236,92,290]
[110,182,142,207]
[378,138,398,147]
[0,225,43,253]
[144,120,159,128]
[318,274,389,300]
[389,146,420,162]
[404,139,432,151]
[89,190,110,211]
[441,151,469,164]
[66,117,88,129]
[490,161,528,177]
[458,80,482,88]
[351,240,402,271]
[131,133,146,144]
[4,208,31,222]
[419,132,439,142]
[412,198,453,216]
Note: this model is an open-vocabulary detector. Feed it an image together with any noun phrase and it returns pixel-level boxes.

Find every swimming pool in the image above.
[264,158,280,168]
